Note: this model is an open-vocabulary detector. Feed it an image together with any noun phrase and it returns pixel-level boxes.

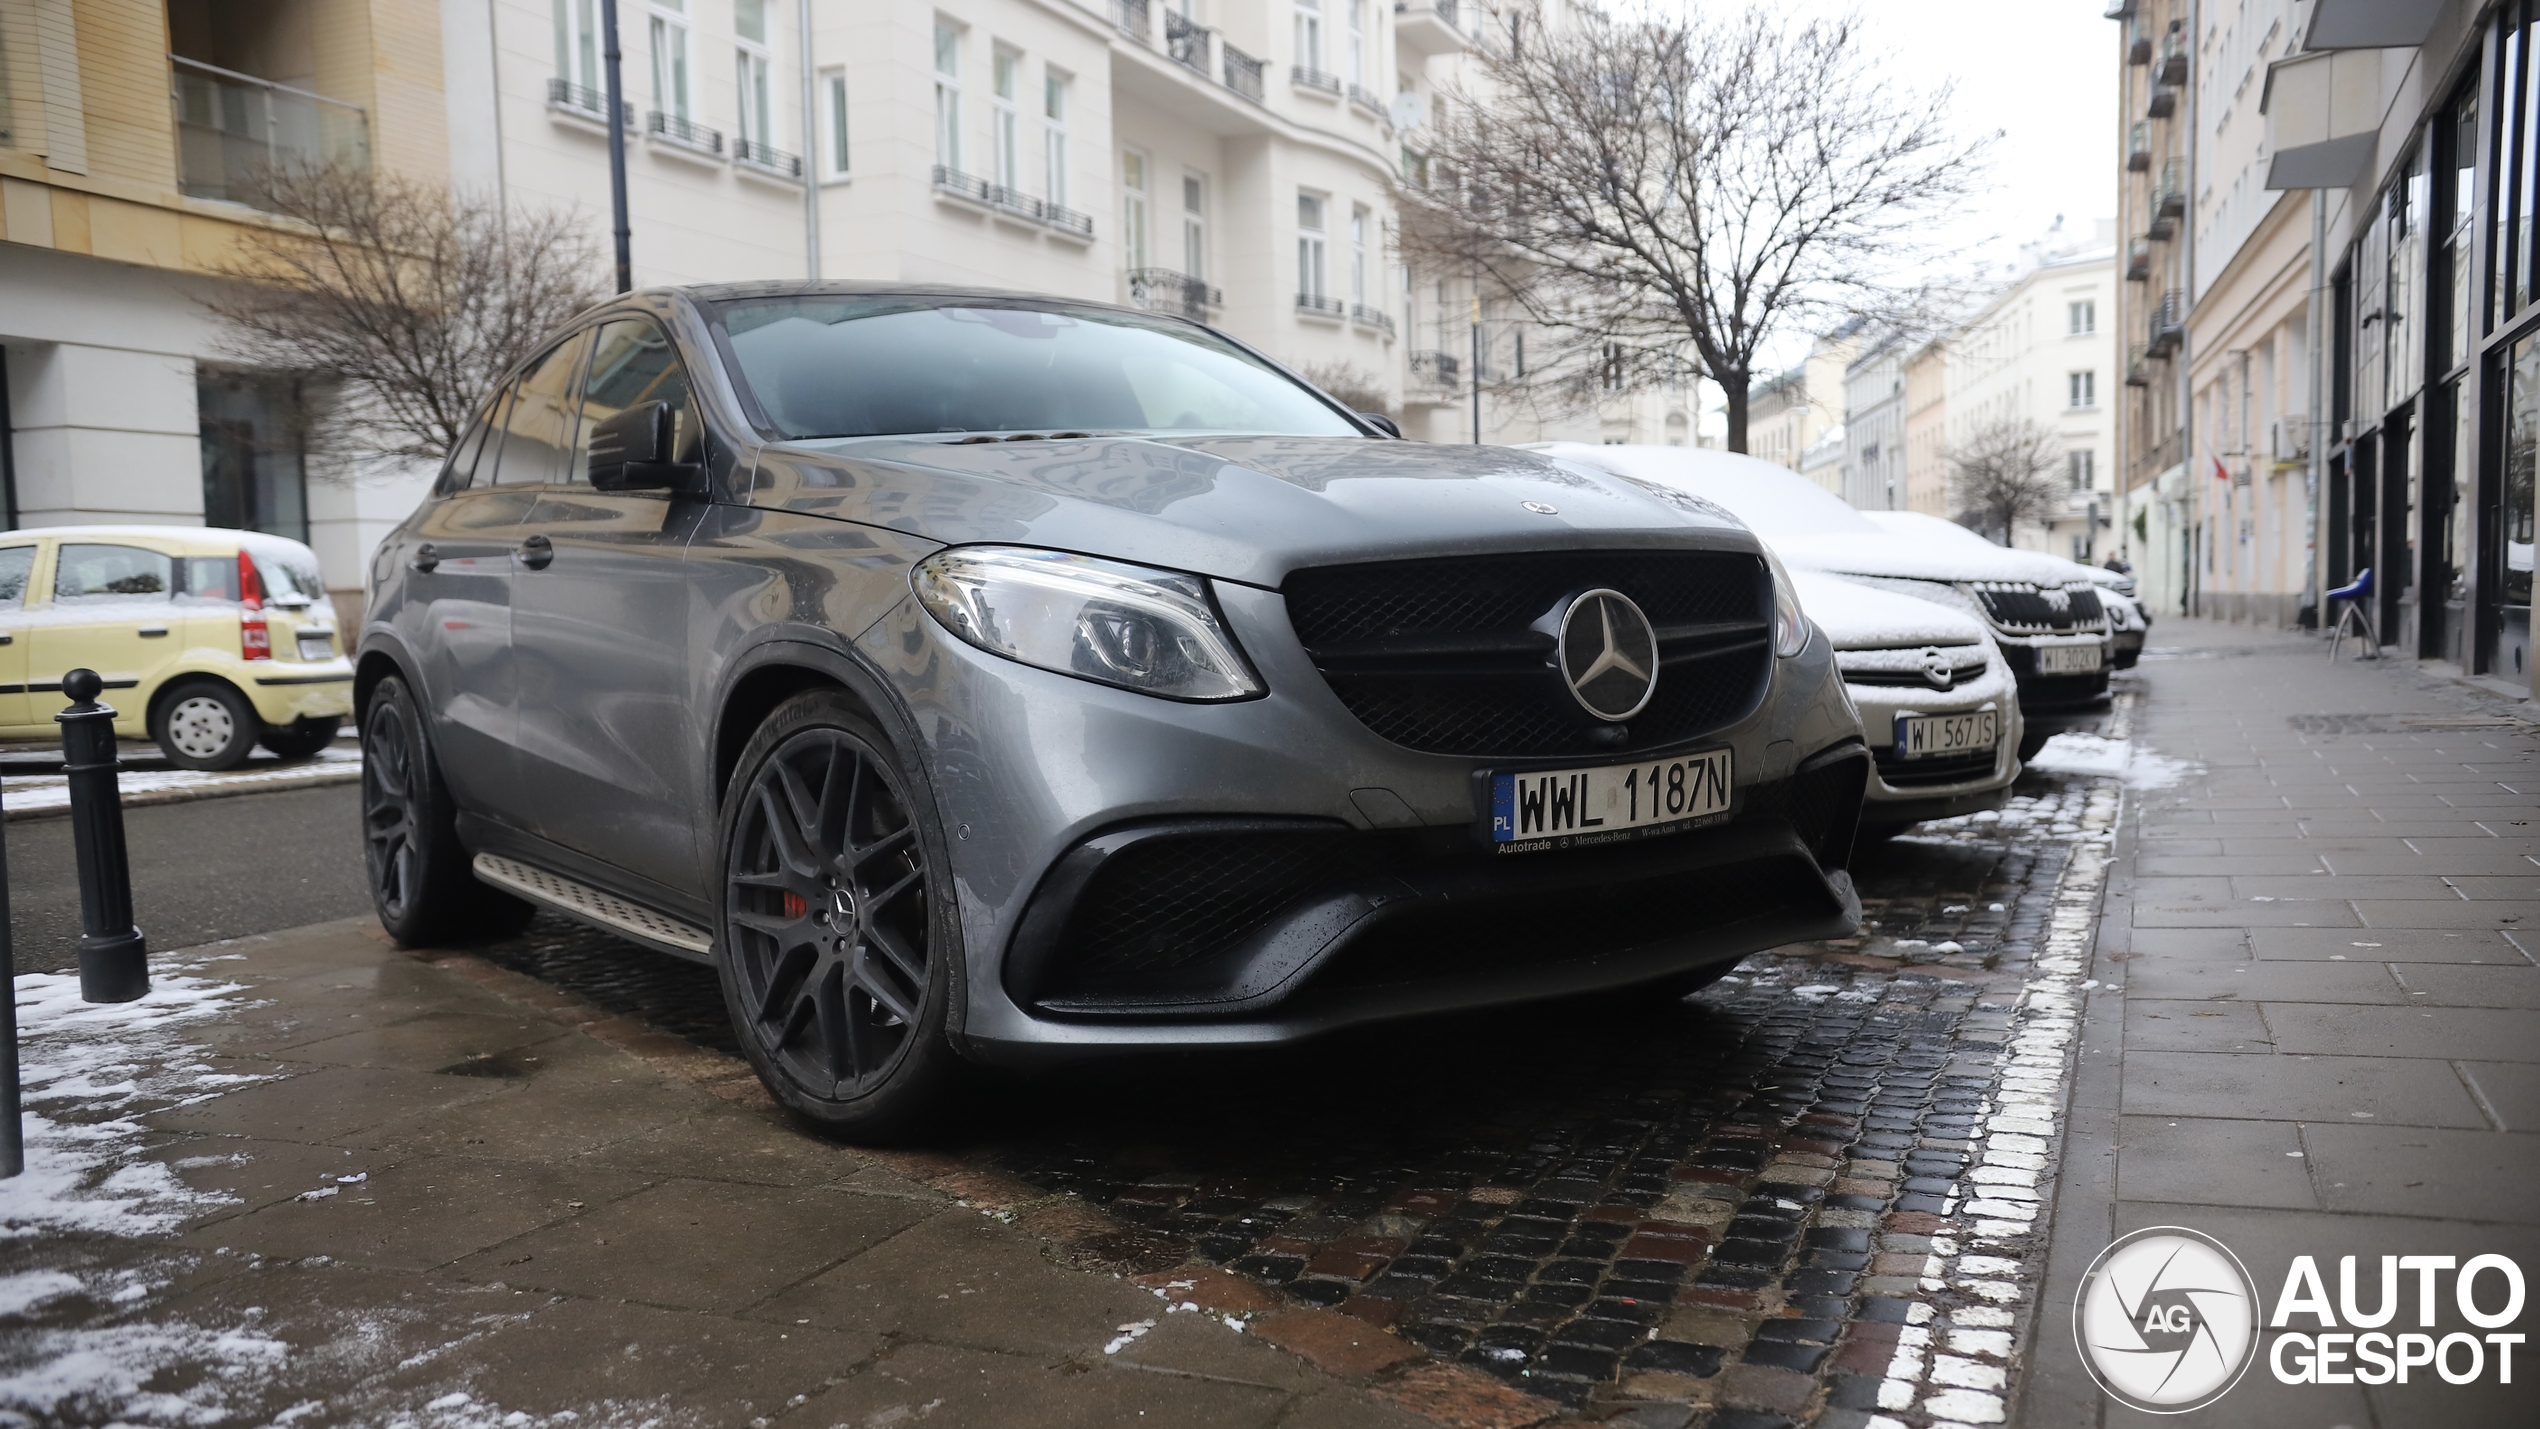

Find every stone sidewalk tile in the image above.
[2118,1049,2494,1126]
[2247,925,2526,961]
[2109,1116,2314,1209]
[2258,1003,2537,1060]
[2459,1061,2540,1130]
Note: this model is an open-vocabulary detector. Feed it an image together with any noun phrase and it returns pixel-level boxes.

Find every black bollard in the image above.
[0,774,19,1177]
[59,669,146,1004]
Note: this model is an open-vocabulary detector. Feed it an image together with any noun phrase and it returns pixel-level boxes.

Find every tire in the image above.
[361,673,534,945]
[153,678,260,770]
[259,716,342,761]
[715,689,968,1142]
[2017,724,2054,762]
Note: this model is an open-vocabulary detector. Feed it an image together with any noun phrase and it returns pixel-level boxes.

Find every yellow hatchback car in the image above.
[0,526,354,768]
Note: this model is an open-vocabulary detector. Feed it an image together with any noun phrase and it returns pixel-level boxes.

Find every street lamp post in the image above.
[602,0,633,293]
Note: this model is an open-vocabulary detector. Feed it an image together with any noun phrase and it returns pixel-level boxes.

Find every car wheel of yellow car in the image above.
[152,678,259,771]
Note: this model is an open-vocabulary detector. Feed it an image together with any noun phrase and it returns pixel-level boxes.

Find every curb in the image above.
[391,931,1564,1429]
[2,765,360,822]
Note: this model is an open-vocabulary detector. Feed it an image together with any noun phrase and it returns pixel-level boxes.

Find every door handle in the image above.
[137,625,169,638]
[0,633,13,645]
[517,534,554,570]
[410,542,440,573]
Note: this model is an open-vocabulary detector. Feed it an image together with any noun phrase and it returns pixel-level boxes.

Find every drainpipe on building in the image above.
[2180,0,2201,619]
[799,0,820,280]
[602,0,633,293]
[2306,186,2326,627]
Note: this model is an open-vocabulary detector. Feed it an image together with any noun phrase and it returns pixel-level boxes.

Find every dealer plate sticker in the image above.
[1489,749,1733,852]
[1898,709,1999,758]
[2039,643,2103,674]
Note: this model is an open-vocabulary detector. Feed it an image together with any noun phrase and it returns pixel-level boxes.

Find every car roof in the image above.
[2,525,319,560]
[654,279,1155,318]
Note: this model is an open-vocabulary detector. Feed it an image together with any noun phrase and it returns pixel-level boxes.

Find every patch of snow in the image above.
[2024,732,2200,790]
[0,1271,83,1319]
[1102,1320,1157,1355]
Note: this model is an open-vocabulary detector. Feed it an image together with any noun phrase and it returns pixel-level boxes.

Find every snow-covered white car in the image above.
[1788,568,2022,834]
[1863,510,2149,669]
[1532,445,2112,753]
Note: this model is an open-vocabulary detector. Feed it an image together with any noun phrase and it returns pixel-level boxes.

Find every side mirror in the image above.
[589,401,702,492]
[1358,412,1402,439]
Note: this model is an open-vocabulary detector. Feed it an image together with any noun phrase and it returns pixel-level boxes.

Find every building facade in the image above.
[1,0,452,624]
[1943,236,2120,560]
[1901,337,1948,515]
[1841,333,1905,510]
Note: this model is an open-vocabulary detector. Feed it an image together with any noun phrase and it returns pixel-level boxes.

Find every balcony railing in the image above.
[2155,28,2187,85]
[1411,350,1460,385]
[173,55,369,209]
[1351,304,1396,337]
[2125,343,2150,387]
[648,110,725,156]
[1112,0,1152,43]
[546,77,633,126]
[2153,158,2186,218]
[2147,84,2176,120]
[2147,288,2185,356]
[1165,11,1211,73]
[2126,14,2152,64]
[1222,44,1265,102]
[1128,267,1221,319]
[2126,236,2150,281]
[2126,120,2151,172]
[933,166,1089,236]
[1292,65,1342,95]
[933,164,994,205]
[1043,202,1095,238]
[734,138,801,177]
[1348,83,1387,115]
[1297,292,1348,319]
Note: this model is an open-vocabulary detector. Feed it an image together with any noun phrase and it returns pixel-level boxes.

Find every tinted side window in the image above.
[491,332,592,487]
[438,389,507,495]
[572,319,700,483]
[0,547,34,606]
[56,545,175,602]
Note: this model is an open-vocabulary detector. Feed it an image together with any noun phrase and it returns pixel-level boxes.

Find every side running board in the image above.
[472,853,715,963]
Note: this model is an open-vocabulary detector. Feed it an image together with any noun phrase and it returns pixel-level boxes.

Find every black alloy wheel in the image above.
[361,674,531,944]
[719,691,963,1137]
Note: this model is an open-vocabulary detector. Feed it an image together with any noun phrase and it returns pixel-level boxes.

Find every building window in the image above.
[820,67,849,178]
[734,0,771,157]
[2068,370,2096,408]
[1298,192,1328,301]
[650,1,691,121]
[1122,148,1149,269]
[2068,299,2095,335]
[1349,204,1368,306]
[1295,0,1323,72]
[1044,70,1069,208]
[198,371,310,543]
[2068,448,2095,490]
[1346,0,1364,85]
[1183,173,1206,278]
[554,0,602,92]
[933,20,960,172]
[991,47,1020,192]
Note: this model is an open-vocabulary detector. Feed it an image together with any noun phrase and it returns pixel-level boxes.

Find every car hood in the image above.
[749,434,1758,586]
[1790,570,1990,650]
[1773,530,2091,588]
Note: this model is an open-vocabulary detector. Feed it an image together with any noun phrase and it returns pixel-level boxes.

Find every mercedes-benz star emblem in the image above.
[1557,589,1659,721]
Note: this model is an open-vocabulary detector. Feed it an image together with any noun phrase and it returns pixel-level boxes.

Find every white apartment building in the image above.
[1943,233,2120,560]
[1841,335,1905,511]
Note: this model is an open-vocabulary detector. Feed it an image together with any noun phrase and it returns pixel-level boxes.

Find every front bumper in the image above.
[855,586,1868,1064]
[1842,657,2022,826]
[1998,634,2113,710]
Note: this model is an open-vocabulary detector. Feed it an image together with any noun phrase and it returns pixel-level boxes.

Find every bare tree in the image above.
[1292,361,1395,420]
[204,167,606,480]
[1948,418,2063,545]
[1402,3,1987,451]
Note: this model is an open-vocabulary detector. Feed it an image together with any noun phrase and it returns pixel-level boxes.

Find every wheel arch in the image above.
[710,632,919,810]
[353,638,420,726]
[146,670,254,735]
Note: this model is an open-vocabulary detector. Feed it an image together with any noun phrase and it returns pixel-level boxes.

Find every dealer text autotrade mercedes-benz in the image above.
[358,284,1870,1136]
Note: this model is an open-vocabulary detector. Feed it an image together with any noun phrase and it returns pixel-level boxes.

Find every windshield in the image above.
[713,297,1364,440]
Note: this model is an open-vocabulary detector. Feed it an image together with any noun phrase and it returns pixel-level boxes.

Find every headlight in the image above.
[912,547,1263,701]
[1768,553,1812,658]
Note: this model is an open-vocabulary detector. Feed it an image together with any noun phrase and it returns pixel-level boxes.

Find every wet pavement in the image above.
[454,705,2132,1427]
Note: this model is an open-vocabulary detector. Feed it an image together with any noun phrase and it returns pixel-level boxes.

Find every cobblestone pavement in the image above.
[462,700,2139,1428]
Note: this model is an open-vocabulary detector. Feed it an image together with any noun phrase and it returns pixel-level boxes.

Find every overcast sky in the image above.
[1729,0,2122,374]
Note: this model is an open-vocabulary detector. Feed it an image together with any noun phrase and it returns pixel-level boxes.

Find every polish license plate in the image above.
[2038,643,2102,674]
[296,631,335,661]
[1489,748,1733,852]
[1898,709,1999,758]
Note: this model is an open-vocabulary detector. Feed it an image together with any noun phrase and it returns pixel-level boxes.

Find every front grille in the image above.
[1284,550,1773,757]
[1874,747,1998,788]
[2013,670,2111,707]
[1974,583,2107,633]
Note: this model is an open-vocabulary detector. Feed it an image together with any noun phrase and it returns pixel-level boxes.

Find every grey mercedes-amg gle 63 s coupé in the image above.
[359,284,1870,1137]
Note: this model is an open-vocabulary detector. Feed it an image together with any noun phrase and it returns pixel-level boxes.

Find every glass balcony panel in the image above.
[173,57,369,209]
